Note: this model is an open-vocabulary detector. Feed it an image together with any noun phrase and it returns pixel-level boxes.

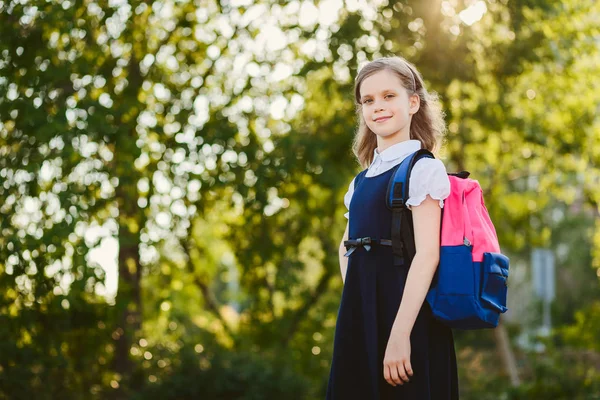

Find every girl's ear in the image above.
[408,93,420,115]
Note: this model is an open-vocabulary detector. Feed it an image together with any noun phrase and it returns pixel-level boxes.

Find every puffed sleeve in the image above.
[343,177,355,219]
[406,158,450,209]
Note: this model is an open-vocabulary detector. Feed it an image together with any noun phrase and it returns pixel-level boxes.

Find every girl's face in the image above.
[359,69,420,143]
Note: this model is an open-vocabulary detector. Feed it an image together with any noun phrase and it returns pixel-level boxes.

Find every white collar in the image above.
[372,139,422,163]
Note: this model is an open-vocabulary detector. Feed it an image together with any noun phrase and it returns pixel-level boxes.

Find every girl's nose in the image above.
[372,100,384,111]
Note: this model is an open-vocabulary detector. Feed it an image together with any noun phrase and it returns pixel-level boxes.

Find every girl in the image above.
[326,56,459,399]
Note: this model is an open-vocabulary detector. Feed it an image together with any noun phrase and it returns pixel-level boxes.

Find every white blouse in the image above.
[344,140,450,219]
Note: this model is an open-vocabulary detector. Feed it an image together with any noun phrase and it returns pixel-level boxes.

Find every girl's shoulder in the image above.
[412,156,448,175]
[353,168,370,187]
[343,169,369,219]
[407,157,450,209]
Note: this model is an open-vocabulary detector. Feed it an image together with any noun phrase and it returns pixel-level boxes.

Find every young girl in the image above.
[326,56,459,399]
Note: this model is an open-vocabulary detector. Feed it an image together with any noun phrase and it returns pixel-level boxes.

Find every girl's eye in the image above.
[363,95,393,104]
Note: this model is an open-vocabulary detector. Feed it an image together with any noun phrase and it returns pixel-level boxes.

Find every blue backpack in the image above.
[386,150,510,329]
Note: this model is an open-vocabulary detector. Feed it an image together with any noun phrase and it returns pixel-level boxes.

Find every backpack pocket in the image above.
[437,245,475,296]
[481,252,509,313]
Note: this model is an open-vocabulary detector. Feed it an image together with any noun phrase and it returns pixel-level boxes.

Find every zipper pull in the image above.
[463,237,472,247]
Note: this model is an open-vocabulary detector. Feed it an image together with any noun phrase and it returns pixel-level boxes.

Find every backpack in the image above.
[386,149,509,329]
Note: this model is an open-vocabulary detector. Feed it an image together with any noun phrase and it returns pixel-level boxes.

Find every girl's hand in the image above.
[383,331,413,386]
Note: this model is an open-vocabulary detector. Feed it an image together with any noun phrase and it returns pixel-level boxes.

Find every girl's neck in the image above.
[376,130,411,153]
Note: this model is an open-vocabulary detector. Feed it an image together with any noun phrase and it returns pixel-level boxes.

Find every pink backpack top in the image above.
[441,176,501,263]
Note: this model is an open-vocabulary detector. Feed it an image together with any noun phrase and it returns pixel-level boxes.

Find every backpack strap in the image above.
[386,149,435,266]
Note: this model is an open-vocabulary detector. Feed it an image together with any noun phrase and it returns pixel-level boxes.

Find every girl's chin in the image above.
[373,130,400,138]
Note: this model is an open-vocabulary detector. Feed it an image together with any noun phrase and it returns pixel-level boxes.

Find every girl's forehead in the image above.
[360,70,405,96]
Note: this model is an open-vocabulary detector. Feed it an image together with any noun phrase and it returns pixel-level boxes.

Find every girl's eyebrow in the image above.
[360,89,396,100]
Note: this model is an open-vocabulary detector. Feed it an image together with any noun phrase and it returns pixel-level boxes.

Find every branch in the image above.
[280,263,334,347]
[180,236,235,340]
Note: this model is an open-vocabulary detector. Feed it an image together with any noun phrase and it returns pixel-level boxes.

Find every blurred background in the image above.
[1,0,599,399]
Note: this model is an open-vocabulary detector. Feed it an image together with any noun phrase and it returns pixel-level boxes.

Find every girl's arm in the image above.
[383,195,441,386]
[392,194,441,334]
[338,222,349,283]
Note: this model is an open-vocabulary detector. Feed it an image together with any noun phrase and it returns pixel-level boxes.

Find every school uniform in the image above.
[326,140,459,400]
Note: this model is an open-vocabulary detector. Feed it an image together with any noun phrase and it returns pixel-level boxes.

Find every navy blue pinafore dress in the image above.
[326,167,459,400]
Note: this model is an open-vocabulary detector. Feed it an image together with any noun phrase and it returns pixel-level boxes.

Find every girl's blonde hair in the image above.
[352,56,446,168]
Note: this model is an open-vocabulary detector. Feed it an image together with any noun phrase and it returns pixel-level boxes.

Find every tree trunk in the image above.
[494,320,521,386]
[114,231,142,377]
[112,133,144,392]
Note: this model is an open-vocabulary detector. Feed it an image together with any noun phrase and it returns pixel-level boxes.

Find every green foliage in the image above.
[454,322,600,400]
[458,346,600,400]
[0,294,113,400]
[550,212,600,325]
[560,301,600,353]
[506,345,600,400]
[134,346,311,400]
